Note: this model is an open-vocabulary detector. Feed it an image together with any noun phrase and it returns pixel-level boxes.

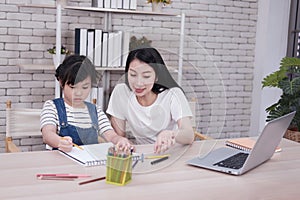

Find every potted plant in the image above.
[47,45,70,55]
[262,56,300,142]
[147,0,171,12]
[47,45,70,66]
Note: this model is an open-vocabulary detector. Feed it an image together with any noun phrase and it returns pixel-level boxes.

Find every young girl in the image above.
[106,47,194,153]
[40,55,132,152]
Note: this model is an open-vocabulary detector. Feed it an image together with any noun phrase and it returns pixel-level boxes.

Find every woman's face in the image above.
[62,76,92,108]
[127,59,156,97]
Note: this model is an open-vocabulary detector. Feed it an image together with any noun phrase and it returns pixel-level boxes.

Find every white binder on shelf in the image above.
[75,28,87,56]
[122,32,130,67]
[87,29,95,63]
[130,0,137,10]
[101,32,109,67]
[107,32,115,67]
[94,29,103,67]
[113,31,123,67]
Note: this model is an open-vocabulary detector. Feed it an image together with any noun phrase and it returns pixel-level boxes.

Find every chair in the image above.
[189,100,212,140]
[5,100,42,152]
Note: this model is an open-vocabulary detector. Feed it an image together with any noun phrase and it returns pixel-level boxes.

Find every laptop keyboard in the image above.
[213,152,249,169]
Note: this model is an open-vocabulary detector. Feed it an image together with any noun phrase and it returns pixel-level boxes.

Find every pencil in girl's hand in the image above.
[72,142,84,150]
[61,137,84,150]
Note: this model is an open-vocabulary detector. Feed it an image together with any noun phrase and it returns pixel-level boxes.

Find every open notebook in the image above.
[59,142,140,167]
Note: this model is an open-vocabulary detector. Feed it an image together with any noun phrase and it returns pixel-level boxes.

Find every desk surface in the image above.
[1,139,300,200]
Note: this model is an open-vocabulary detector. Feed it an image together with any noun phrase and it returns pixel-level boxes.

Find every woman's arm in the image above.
[174,116,195,144]
[155,116,194,153]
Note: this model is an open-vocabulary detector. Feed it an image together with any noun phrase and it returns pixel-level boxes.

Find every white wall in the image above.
[250,0,291,136]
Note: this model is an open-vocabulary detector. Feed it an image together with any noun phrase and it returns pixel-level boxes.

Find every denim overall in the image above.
[53,98,99,145]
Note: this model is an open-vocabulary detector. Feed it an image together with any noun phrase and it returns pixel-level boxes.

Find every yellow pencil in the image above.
[61,137,84,150]
[145,154,170,159]
[72,142,84,150]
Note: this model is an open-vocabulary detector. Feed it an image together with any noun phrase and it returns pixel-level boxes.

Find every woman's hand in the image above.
[58,136,73,152]
[154,130,176,153]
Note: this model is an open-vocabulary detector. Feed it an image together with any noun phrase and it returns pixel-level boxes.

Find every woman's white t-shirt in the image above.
[106,83,192,144]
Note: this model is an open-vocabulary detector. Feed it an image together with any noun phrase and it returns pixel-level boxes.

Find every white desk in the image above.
[1,139,300,200]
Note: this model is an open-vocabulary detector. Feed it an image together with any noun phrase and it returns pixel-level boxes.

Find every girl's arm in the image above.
[109,116,126,137]
[41,124,73,152]
[102,116,133,150]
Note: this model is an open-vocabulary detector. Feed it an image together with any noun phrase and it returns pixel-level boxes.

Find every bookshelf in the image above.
[18,2,185,109]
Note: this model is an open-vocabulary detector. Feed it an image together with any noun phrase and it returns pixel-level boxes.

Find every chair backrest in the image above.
[189,100,197,128]
[189,99,212,140]
[5,100,42,152]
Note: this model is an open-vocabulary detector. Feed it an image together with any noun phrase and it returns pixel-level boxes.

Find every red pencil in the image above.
[36,173,91,178]
[78,176,106,185]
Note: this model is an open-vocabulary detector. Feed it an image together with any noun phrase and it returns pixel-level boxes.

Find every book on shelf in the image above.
[101,31,109,67]
[104,0,110,8]
[112,31,123,67]
[94,29,103,66]
[75,28,87,56]
[107,32,115,67]
[87,29,95,62]
[91,0,136,10]
[225,137,282,153]
[122,32,130,67]
[130,0,137,10]
[59,142,140,167]
[75,28,128,68]
[123,0,130,9]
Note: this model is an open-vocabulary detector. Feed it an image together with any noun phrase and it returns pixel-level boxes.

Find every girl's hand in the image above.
[58,136,73,152]
[154,130,176,153]
[115,136,135,152]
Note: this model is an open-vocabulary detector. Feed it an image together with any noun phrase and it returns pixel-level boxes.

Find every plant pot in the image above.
[152,2,163,12]
[284,130,300,143]
[52,54,65,67]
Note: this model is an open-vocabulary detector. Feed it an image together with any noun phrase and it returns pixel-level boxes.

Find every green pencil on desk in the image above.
[151,156,169,165]
[145,154,170,159]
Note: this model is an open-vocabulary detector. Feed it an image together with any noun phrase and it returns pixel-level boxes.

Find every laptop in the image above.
[187,111,296,175]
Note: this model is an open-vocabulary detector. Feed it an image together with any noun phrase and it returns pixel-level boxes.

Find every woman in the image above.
[107,47,194,153]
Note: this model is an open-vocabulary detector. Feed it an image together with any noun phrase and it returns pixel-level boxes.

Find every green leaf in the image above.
[262,70,286,88]
[278,77,300,95]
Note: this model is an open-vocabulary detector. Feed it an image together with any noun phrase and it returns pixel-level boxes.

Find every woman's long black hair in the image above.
[125,47,181,94]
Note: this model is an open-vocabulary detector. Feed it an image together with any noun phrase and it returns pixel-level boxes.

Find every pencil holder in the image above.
[106,155,132,186]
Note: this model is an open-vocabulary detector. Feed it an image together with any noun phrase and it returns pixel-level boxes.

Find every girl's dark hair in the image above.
[125,47,181,93]
[55,54,98,87]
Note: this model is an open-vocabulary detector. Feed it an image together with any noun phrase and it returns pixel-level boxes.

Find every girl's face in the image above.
[128,59,156,98]
[63,76,92,108]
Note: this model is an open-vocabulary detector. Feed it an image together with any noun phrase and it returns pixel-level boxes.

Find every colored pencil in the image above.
[36,173,91,178]
[145,154,170,159]
[150,156,169,165]
[61,137,84,150]
[78,176,106,185]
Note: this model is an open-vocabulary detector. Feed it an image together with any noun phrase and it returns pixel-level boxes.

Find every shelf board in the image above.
[18,4,179,16]
[18,64,55,71]
[18,64,125,71]
[65,6,179,16]
[18,4,56,9]
[96,67,125,71]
